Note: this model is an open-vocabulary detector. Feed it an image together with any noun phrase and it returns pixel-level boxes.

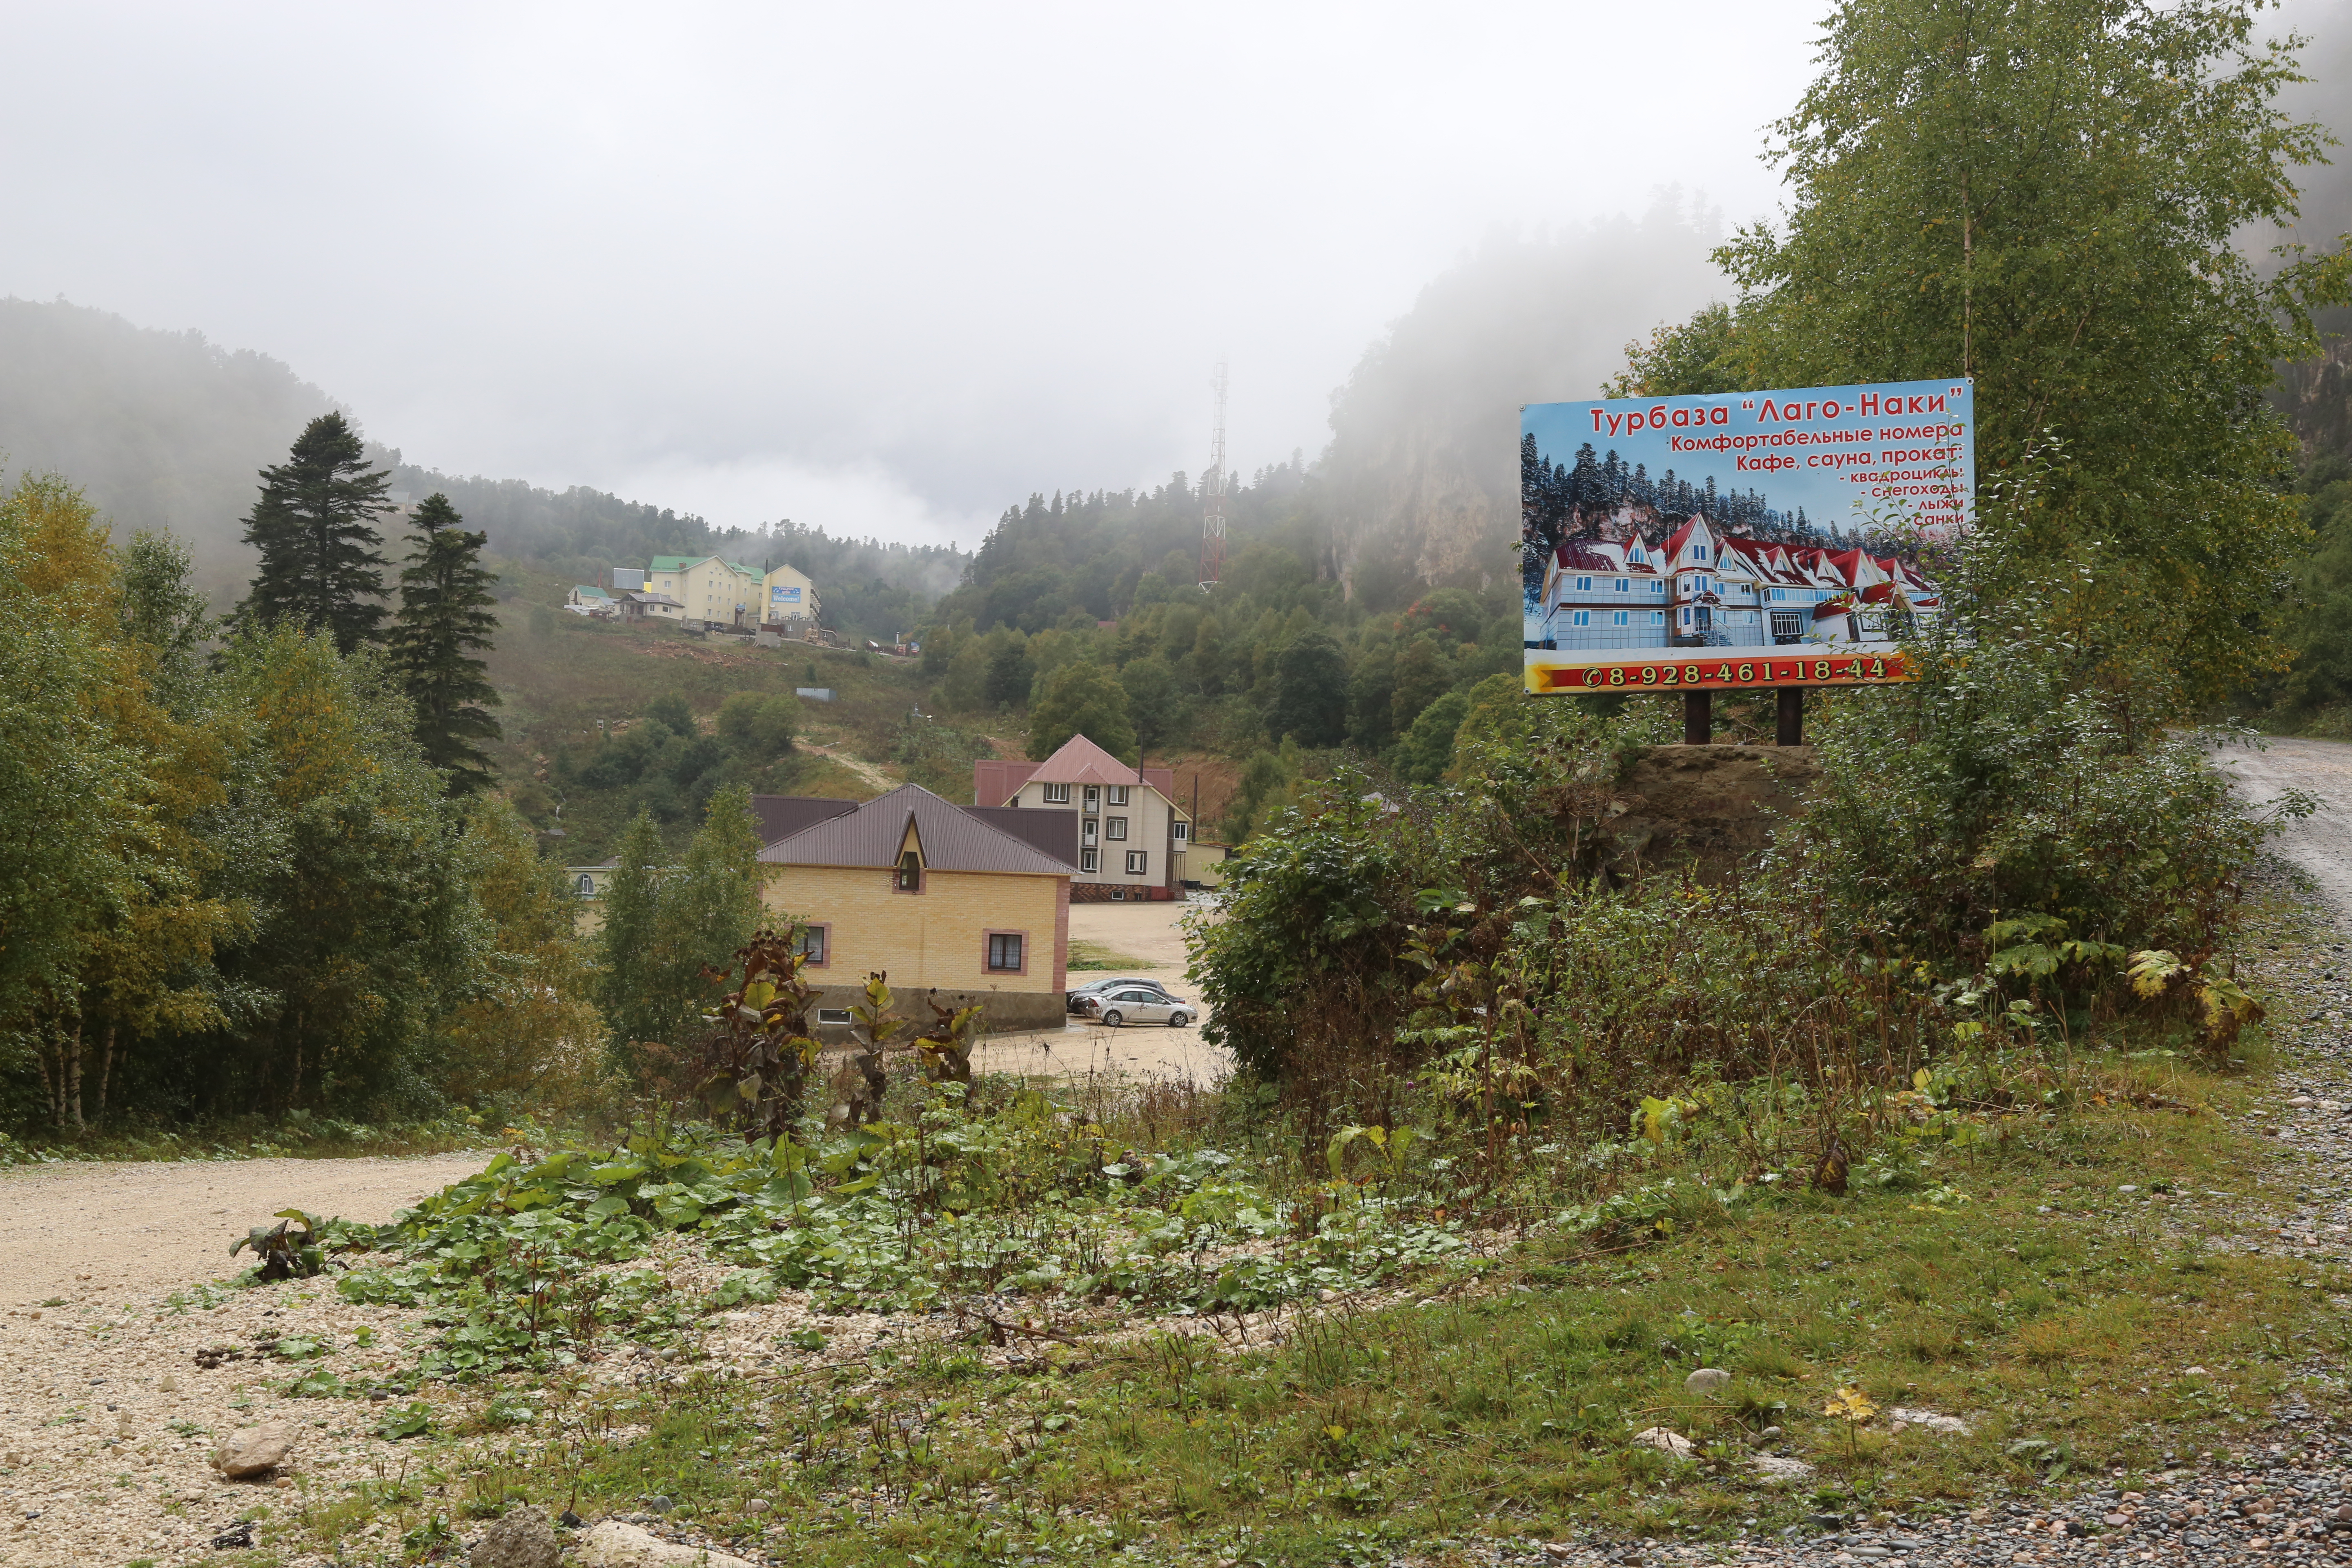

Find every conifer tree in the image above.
[388,493,501,793]
[236,413,393,653]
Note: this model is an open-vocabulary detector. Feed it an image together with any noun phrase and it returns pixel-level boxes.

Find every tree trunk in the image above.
[65,1016,84,1131]
[36,1032,56,1127]
[96,1024,115,1127]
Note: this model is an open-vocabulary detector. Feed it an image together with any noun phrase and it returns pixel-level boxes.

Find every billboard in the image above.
[770,585,803,606]
[1522,379,1972,694]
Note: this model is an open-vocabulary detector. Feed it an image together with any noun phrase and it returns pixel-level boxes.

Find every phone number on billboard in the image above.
[1535,655,1908,690]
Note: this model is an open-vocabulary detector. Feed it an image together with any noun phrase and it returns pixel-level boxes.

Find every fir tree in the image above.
[387,493,502,792]
[236,413,393,653]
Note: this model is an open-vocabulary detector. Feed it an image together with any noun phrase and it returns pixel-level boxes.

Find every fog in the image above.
[0,2,1815,549]
[4,3,2345,557]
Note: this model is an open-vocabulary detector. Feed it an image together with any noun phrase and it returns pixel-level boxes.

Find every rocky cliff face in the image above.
[1313,204,1727,602]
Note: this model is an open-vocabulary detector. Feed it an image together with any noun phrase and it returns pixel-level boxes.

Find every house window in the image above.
[1653,580,1666,594]
[1771,588,1786,601]
[1681,607,1693,625]
[1650,610,1665,626]
[895,850,923,892]
[1693,544,1709,561]
[1080,848,1099,872]
[1125,851,1148,875]
[1042,783,1070,804]
[1105,816,1127,841]
[1630,547,1646,562]
[1572,610,1590,627]
[985,931,1026,973]
[1082,786,1100,812]
[1612,610,1628,626]
[816,1007,852,1026]
[575,874,595,895]
[1573,575,1593,591]
[1172,820,1189,842]
[796,924,829,967]
[1615,578,1630,592]
[1108,786,1129,806]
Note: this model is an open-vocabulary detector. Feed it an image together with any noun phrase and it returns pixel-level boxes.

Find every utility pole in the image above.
[1199,358,1227,588]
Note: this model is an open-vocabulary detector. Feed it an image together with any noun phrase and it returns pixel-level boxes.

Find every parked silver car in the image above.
[1065,976,1178,1015]
[1086,986,1192,1028]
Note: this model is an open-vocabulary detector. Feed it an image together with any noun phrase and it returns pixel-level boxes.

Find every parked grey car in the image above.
[1065,976,1178,1014]
[1086,987,1192,1028]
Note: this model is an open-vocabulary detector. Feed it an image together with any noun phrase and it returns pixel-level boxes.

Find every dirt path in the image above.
[0,1153,488,1310]
[794,739,895,794]
[2223,735,2352,903]
[970,898,1232,1082]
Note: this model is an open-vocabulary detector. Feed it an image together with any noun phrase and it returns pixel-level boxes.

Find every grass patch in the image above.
[270,1032,2348,1565]
[1067,940,1152,971]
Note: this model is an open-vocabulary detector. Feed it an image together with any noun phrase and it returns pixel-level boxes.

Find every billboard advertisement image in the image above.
[771,584,802,606]
[1522,379,1973,694]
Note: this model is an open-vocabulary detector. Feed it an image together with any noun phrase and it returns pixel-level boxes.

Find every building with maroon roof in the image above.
[972,735,1193,901]
[1535,512,1940,652]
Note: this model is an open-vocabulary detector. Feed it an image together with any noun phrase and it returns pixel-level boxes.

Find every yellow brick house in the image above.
[757,784,1074,1033]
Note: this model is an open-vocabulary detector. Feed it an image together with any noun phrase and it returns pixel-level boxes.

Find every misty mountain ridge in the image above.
[0,296,968,612]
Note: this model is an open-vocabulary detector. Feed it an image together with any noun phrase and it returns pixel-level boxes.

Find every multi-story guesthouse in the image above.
[761,562,820,634]
[972,735,1193,902]
[640,557,825,632]
[1535,513,1940,653]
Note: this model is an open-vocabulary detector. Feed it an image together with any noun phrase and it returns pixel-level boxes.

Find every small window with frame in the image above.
[1042,783,1070,804]
[795,924,829,967]
[1080,848,1098,872]
[1105,816,1127,841]
[1125,850,1147,875]
[895,850,923,892]
[1108,785,1129,806]
[1172,820,1189,842]
[986,931,1025,973]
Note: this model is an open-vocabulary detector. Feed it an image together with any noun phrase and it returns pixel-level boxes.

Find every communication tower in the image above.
[1198,359,1228,588]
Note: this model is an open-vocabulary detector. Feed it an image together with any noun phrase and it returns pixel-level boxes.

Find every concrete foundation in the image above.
[806,983,1069,1043]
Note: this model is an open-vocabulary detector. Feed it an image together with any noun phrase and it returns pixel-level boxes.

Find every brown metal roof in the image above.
[964,805,1078,869]
[750,795,858,846]
[756,784,1073,876]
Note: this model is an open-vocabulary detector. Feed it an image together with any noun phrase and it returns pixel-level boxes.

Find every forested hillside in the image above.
[0,298,339,592]
[0,297,967,644]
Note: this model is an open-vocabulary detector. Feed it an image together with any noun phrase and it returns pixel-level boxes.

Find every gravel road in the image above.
[0,1153,489,1310]
[2224,736,2352,907]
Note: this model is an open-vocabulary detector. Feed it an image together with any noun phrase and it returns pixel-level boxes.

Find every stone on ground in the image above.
[209,1419,296,1477]
[471,1504,561,1568]
[1885,1406,1971,1435]
[1684,1367,1731,1394]
[1751,1454,1816,1485]
[576,1519,757,1568]
[1632,1426,1697,1458]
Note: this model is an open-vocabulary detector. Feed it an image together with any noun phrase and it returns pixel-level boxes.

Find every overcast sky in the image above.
[0,1,2325,551]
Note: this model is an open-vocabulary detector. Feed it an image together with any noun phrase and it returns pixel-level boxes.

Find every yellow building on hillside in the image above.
[648,555,763,629]
[757,784,1075,1033]
[761,562,820,628]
